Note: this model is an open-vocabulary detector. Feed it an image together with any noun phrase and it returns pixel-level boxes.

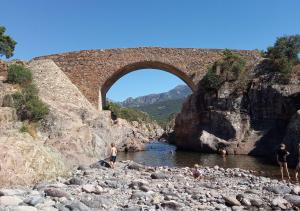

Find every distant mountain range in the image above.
[119,85,192,108]
[117,85,192,126]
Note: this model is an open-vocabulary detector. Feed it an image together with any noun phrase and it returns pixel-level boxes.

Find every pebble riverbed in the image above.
[1,160,300,210]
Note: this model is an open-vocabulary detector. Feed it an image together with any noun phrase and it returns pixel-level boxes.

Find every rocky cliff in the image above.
[0,60,163,186]
[174,62,300,163]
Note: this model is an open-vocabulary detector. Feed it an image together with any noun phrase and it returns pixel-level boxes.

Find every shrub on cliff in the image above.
[7,64,32,86]
[12,84,49,122]
[221,49,246,78]
[202,69,222,91]
[265,35,300,75]
[0,26,17,59]
[202,50,246,91]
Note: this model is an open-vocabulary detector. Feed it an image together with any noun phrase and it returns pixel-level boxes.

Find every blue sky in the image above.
[1,0,300,101]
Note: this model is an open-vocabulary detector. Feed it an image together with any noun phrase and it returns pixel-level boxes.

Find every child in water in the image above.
[191,164,203,180]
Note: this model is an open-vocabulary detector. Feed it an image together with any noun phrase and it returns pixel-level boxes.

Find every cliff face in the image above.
[174,64,300,163]
[0,59,162,186]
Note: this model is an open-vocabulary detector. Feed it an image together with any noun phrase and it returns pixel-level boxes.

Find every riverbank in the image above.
[1,161,300,210]
[118,141,286,180]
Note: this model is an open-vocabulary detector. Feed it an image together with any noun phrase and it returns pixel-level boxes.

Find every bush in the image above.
[12,84,49,122]
[220,49,246,78]
[201,50,246,91]
[265,35,300,75]
[202,69,222,91]
[7,64,32,86]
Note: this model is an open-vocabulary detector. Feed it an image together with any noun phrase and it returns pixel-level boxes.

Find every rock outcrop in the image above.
[28,59,163,164]
[0,84,68,186]
[0,59,163,186]
[174,62,300,162]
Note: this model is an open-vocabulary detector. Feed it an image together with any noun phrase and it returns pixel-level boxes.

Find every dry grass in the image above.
[20,122,38,139]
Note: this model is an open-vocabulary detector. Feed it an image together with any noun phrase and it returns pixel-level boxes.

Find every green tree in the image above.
[0,26,17,59]
[266,35,300,74]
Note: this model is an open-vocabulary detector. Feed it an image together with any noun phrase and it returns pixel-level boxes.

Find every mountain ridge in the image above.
[119,84,192,108]
[115,84,192,127]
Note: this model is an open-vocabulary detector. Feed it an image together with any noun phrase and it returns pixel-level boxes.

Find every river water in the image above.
[118,141,288,179]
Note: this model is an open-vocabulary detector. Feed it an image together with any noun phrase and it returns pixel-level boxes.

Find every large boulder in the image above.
[173,66,300,158]
[198,130,229,152]
[0,134,68,187]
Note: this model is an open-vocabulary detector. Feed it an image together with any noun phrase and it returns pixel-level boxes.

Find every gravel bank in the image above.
[1,161,300,210]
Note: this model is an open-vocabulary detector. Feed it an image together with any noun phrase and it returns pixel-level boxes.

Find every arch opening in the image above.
[100,61,196,110]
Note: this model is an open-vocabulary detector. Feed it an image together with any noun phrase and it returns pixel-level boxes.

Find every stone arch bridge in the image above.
[34,47,260,110]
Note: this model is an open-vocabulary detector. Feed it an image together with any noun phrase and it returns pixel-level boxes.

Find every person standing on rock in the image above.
[295,144,300,182]
[276,143,290,181]
[110,143,117,169]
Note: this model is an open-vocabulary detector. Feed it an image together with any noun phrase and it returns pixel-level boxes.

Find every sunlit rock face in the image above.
[174,62,300,161]
[0,59,163,186]
[29,60,163,164]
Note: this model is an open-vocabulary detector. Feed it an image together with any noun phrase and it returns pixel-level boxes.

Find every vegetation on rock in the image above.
[264,35,300,76]
[7,64,32,85]
[202,49,246,91]
[202,69,222,91]
[12,84,49,122]
[105,102,154,124]
[0,26,17,59]
[6,64,49,122]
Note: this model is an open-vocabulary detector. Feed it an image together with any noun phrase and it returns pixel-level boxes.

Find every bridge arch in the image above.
[34,47,261,110]
[101,61,196,109]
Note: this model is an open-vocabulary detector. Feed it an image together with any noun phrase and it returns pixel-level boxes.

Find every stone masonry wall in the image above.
[34,47,261,109]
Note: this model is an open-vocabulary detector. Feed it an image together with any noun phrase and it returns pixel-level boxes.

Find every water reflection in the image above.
[118,142,282,178]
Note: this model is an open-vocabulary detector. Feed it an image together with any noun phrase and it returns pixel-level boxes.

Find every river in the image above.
[118,141,291,179]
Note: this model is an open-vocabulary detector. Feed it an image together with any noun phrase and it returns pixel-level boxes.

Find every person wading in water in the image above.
[295,144,300,182]
[276,143,291,181]
[110,143,117,169]
[191,164,203,180]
